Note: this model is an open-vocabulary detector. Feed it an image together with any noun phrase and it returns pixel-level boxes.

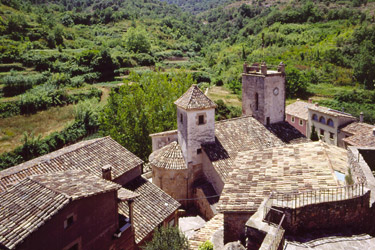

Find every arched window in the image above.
[255,93,259,111]
[327,119,334,127]
[312,114,318,121]
[319,116,326,124]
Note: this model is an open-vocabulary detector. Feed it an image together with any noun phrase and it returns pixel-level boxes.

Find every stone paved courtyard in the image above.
[284,229,375,249]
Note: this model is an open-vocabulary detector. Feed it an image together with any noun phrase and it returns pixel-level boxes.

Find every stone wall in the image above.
[272,190,371,234]
[224,211,254,245]
[348,147,375,203]
[193,185,216,220]
[150,131,178,152]
[242,72,285,125]
[201,151,225,194]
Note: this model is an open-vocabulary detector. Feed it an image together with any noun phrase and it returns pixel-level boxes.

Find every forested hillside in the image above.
[1,0,375,169]
[159,0,234,14]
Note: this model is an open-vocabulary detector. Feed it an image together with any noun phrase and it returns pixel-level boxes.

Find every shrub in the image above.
[198,241,214,250]
[142,226,189,250]
[2,72,48,96]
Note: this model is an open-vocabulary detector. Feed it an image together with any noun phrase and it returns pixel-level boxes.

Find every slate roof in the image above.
[286,101,315,120]
[266,122,309,144]
[0,171,119,250]
[341,122,375,147]
[149,141,187,170]
[0,137,143,192]
[118,176,180,244]
[218,142,344,212]
[202,116,285,181]
[174,84,217,110]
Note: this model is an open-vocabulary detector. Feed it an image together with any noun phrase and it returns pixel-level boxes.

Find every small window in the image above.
[266,117,270,125]
[255,93,259,111]
[299,119,303,126]
[64,214,75,229]
[197,148,202,154]
[320,129,325,136]
[291,116,295,123]
[312,114,318,121]
[180,114,183,123]
[327,119,334,127]
[198,115,204,125]
[319,116,326,124]
[330,132,334,140]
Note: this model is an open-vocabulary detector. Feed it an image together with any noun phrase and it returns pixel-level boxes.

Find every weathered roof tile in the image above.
[174,84,217,110]
[0,137,143,192]
[118,177,180,243]
[149,141,187,170]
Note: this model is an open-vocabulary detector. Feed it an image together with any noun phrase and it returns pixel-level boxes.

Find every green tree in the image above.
[198,241,214,250]
[142,226,189,250]
[123,27,151,53]
[285,67,308,98]
[99,71,192,160]
[353,41,375,90]
[310,125,319,141]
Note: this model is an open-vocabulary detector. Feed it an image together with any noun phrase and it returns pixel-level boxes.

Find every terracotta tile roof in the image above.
[202,116,285,181]
[0,171,119,250]
[0,137,143,192]
[341,122,375,147]
[149,141,187,170]
[308,105,355,119]
[118,176,180,244]
[117,188,140,201]
[174,84,217,110]
[189,213,223,250]
[266,122,309,144]
[29,170,121,200]
[218,142,343,212]
[286,101,315,120]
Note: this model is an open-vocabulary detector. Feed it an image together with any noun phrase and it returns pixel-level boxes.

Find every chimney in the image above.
[102,164,112,181]
[360,112,364,122]
[308,98,313,103]
[342,107,345,112]
[315,103,319,107]
[261,62,267,75]
[277,61,285,73]
[297,98,300,101]
[243,63,248,73]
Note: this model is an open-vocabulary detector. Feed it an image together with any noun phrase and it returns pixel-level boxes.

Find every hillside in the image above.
[159,0,235,14]
[1,0,375,169]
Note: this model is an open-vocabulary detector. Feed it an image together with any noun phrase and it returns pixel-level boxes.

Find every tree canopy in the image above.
[99,71,193,160]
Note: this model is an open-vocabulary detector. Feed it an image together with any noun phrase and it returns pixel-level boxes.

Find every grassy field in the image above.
[0,105,75,154]
[0,84,112,154]
[207,86,242,107]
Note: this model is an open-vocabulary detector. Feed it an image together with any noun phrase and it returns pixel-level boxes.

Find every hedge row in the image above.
[0,87,102,118]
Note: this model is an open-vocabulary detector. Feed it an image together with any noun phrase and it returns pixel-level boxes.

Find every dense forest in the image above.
[1,0,375,168]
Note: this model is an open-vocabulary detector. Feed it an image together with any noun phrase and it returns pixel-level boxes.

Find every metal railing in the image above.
[270,183,365,209]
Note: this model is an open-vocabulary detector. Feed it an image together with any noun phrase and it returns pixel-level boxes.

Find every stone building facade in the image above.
[242,62,286,125]
[308,105,356,146]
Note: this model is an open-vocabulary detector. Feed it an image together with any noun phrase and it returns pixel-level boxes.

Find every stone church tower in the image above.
[242,62,286,125]
[174,84,217,167]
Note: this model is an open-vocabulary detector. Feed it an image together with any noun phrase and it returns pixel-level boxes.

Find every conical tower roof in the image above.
[174,84,217,110]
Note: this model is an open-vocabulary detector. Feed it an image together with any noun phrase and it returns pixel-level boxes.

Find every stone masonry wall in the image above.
[194,187,216,220]
[224,211,254,245]
[273,190,371,234]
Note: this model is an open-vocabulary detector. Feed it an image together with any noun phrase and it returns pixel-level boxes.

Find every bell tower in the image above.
[174,84,217,167]
[242,62,286,125]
